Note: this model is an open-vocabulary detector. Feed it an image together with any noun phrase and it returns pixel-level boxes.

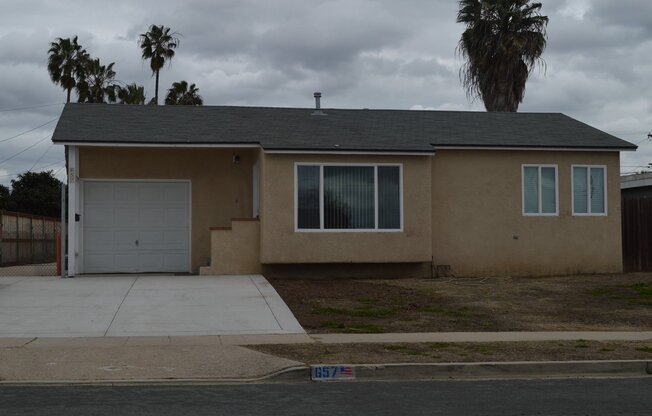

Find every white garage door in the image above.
[83,181,190,273]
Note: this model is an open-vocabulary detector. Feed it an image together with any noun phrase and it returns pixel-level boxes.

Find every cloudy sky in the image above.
[0,0,650,186]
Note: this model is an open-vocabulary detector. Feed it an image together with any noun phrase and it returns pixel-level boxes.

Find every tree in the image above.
[165,81,203,105]
[76,58,118,103]
[0,184,10,210]
[47,36,89,103]
[117,83,146,104]
[138,25,181,105]
[9,171,62,218]
[457,0,548,112]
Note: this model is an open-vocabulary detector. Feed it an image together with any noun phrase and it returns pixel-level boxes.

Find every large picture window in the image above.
[572,165,607,215]
[522,165,558,216]
[295,164,402,231]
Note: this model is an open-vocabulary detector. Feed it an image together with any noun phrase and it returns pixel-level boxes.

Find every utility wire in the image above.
[0,118,58,144]
[0,160,64,178]
[0,134,52,166]
[28,142,55,172]
[0,102,64,112]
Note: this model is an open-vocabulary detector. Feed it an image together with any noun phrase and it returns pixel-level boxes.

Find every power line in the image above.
[0,160,64,178]
[0,134,52,166]
[28,143,55,172]
[0,102,64,112]
[0,118,58,144]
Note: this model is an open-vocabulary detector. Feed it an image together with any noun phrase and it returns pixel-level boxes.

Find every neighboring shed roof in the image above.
[51,103,636,152]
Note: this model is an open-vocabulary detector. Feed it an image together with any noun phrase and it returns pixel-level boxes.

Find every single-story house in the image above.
[51,98,636,278]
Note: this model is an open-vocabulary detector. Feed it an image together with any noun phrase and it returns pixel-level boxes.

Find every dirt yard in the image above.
[269,273,652,333]
[250,341,652,365]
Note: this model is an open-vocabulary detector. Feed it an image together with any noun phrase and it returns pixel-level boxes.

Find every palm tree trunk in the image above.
[66,88,71,103]
[155,69,159,105]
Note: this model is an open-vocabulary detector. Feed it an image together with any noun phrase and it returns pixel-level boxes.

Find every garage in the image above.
[82,181,190,274]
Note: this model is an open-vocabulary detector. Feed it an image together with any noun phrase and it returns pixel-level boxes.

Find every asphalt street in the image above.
[0,377,650,415]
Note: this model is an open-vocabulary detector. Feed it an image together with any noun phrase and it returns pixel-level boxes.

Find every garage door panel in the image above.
[163,183,189,202]
[139,207,167,226]
[114,231,140,249]
[85,207,114,226]
[165,207,189,226]
[138,184,162,202]
[162,231,189,249]
[114,207,140,226]
[83,181,190,273]
[162,252,189,270]
[85,183,113,203]
[85,230,114,250]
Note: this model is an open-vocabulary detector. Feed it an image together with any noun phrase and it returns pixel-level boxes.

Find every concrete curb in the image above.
[0,361,649,386]
[0,366,311,386]
[310,360,652,382]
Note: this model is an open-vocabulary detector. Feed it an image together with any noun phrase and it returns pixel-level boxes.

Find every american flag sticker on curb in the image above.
[311,365,356,381]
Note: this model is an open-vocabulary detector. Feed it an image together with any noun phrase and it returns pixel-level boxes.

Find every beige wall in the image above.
[259,153,433,264]
[78,147,255,272]
[200,219,262,275]
[431,150,622,276]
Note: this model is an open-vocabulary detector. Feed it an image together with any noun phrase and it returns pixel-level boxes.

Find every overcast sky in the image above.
[0,0,650,186]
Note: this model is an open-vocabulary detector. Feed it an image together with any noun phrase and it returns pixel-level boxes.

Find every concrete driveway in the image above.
[0,275,304,338]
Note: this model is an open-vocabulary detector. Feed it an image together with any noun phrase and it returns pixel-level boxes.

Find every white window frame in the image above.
[294,162,404,232]
[521,164,559,216]
[571,164,608,216]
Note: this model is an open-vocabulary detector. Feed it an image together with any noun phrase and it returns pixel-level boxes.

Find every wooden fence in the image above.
[0,210,60,267]
[621,196,652,272]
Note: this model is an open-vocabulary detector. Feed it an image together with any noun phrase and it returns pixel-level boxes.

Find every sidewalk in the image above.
[1,332,650,384]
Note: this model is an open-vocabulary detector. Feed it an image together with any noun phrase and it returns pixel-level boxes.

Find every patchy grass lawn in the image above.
[269,273,652,333]
[250,341,652,365]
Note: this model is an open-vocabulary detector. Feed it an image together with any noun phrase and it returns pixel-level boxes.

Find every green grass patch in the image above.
[344,323,385,333]
[422,306,471,317]
[575,339,590,349]
[635,346,652,353]
[312,306,348,316]
[589,287,614,297]
[350,307,398,318]
[429,342,451,350]
[356,297,377,306]
[319,320,344,329]
[384,344,409,352]
[600,347,616,352]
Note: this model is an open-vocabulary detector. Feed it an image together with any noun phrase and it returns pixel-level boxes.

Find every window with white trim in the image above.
[295,164,402,231]
[522,165,558,215]
[572,165,607,215]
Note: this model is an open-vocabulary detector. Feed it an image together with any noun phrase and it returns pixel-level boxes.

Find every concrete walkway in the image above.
[1,332,650,383]
[309,331,652,344]
[0,275,304,337]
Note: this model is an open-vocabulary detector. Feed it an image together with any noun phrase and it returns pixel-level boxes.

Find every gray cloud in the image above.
[0,0,650,184]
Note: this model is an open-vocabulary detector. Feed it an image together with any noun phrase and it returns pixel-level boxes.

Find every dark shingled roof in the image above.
[51,103,636,152]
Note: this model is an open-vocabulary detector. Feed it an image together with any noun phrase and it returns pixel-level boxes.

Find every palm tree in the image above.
[75,58,118,103]
[457,0,548,112]
[117,83,146,104]
[165,81,203,105]
[138,25,181,105]
[47,36,88,103]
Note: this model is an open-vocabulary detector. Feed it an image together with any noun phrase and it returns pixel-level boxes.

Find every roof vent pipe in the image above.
[312,92,326,116]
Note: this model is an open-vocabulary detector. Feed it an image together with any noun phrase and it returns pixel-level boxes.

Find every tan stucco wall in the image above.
[200,220,262,275]
[259,153,433,264]
[78,147,255,272]
[431,150,623,277]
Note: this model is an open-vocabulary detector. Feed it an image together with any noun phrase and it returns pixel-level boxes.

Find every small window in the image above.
[573,166,606,215]
[296,164,403,231]
[522,165,558,215]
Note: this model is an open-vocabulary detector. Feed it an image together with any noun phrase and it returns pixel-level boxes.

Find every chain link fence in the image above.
[0,210,61,276]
